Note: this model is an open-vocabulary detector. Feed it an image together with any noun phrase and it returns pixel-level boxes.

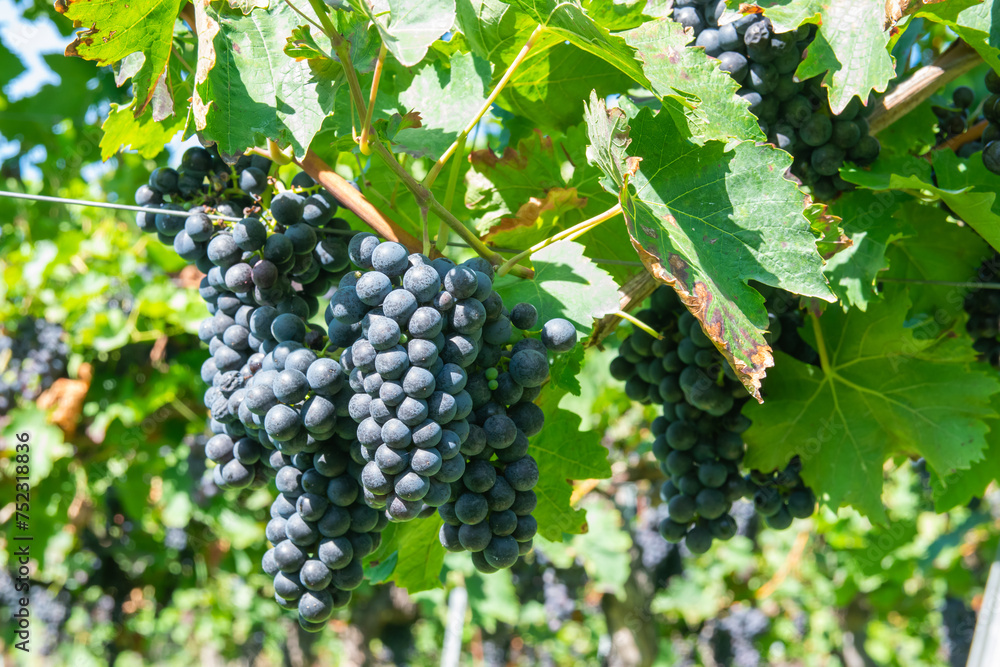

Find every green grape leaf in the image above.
[743,296,1000,520]
[549,345,585,396]
[380,515,445,592]
[584,94,835,400]
[0,41,26,92]
[100,56,192,159]
[882,201,989,323]
[455,0,519,62]
[192,2,341,159]
[392,51,492,159]
[366,0,457,67]
[740,0,896,114]
[619,17,765,144]
[842,153,1000,254]
[100,100,189,160]
[228,0,270,13]
[500,41,634,131]
[509,0,647,84]
[822,189,910,310]
[530,389,613,540]
[914,1,1000,71]
[60,0,185,113]
[931,394,1000,512]
[493,240,621,333]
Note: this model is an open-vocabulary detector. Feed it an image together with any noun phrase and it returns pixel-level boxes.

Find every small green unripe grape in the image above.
[485,368,499,380]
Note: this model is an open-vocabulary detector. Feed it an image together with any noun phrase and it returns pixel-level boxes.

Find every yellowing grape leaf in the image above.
[60,0,185,114]
[585,93,835,400]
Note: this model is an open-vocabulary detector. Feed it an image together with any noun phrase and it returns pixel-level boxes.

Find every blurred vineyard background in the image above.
[0,1,997,665]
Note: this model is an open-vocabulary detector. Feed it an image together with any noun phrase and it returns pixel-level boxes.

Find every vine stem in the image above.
[614,310,664,339]
[301,0,532,278]
[587,272,659,348]
[296,150,424,251]
[931,119,987,155]
[495,203,623,277]
[868,40,981,135]
[437,133,468,252]
[422,24,545,189]
[359,43,387,156]
[809,312,832,375]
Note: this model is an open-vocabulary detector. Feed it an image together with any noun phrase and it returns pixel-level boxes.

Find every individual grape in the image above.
[540,318,577,352]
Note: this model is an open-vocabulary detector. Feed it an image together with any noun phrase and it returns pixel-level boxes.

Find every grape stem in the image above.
[437,133,468,253]
[359,43,387,156]
[809,312,832,375]
[495,203,623,277]
[613,310,664,340]
[931,119,987,155]
[422,24,545,189]
[587,272,659,348]
[296,150,425,250]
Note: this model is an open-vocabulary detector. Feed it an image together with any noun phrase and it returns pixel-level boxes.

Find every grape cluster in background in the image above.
[984,68,1000,174]
[670,1,881,200]
[0,317,70,415]
[609,287,816,552]
[130,142,579,629]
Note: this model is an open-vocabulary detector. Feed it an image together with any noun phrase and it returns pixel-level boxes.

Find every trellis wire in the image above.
[0,189,645,268]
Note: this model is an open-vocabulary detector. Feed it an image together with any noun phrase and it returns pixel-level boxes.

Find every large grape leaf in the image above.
[192,1,341,159]
[584,94,835,400]
[455,0,520,62]
[509,0,648,84]
[931,394,1000,512]
[743,296,1000,520]
[392,51,492,159]
[842,153,1000,254]
[374,515,446,592]
[499,41,634,131]
[736,0,896,114]
[914,0,1000,71]
[531,388,613,540]
[619,17,765,144]
[59,0,185,113]
[101,56,193,159]
[364,0,457,67]
[882,201,990,324]
[822,189,911,310]
[492,240,621,334]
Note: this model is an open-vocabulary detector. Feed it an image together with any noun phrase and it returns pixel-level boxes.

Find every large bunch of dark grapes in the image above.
[330,233,576,571]
[132,142,576,627]
[0,317,69,415]
[609,286,816,552]
[670,3,880,200]
[983,68,1000,175]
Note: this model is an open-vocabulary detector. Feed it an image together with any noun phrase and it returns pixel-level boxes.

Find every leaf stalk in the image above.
[422,24,545,188]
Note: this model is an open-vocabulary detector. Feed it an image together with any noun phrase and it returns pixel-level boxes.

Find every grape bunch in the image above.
[670,3,880,200]
[131,142,575,623]
[933,86,979,154]
[263,436,388,632]
[964,253,1000,368]
[609,286,816,552]
[328,233,575,571]
[745,458,815,530]
[0,317,70,415]
[983,68,1000,175]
